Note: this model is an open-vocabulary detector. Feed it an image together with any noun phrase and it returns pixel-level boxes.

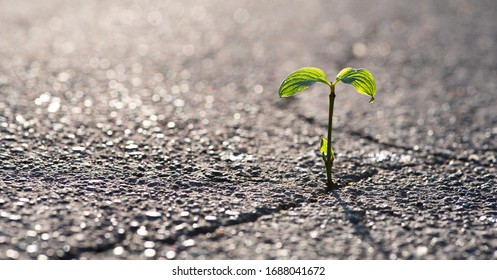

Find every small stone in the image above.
[182,239,195,247]
[72,146,86,152]
[145,211,162,219]
[468,154,480,161]
[416,246,428,257]
[174,223,186,231]
[9,214,21,221]
[6,249,19,259]
[113,246,124,256]
[180,211,190,217]
[130,220,140,228]
[144,249,156,258]
[144,241,155,248]
[225,210,240,216]
[12,146,25,153]
[88,180,103,184]
[165,250,176,259]
[26,245,38,254]
[229,153,244,161]
[205,215,217,221]
[125,143,138,150]
[137,226,148,236]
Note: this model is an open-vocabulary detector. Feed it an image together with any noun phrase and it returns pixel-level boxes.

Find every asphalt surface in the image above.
[1,0,496,259]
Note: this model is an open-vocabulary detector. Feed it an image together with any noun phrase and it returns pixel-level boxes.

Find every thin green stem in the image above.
[326,85,335,191]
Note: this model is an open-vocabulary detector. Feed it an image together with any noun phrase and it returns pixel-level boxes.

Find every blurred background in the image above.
[1,0,496,154]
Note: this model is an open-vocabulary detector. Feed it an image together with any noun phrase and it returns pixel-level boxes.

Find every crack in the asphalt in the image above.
[349,131,417,151]
[333,168,379,188]
[58,231,126,260]
[173,169,383,257]
[169,201,301,256]
[348,130,465,166]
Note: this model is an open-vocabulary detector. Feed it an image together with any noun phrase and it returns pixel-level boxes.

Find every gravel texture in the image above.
[1,0,496,259]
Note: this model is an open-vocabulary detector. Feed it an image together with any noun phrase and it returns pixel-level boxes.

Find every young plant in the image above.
[278,67,376,191]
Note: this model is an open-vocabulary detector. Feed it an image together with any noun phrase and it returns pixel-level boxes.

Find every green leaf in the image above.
[335,67,376,103]
[320,137,335,160]
[278,67,330,98]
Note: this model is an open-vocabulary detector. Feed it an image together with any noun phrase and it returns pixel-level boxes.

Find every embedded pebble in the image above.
[165,250,176,259]
[204,215,217,221]
[182,239,196,247]
[145,211,162,219]
[144,249,156,258]
[113,246,124,256]
[6,249,19,259]
[137,227,148,236]
[26,245,38,254]
[72,146,86,152]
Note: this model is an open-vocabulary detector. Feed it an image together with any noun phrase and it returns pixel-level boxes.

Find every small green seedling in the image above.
[278,67,376,191]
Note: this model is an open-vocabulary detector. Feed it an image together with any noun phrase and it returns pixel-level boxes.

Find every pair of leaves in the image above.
[278,67,376,103]
[320,137,335,160]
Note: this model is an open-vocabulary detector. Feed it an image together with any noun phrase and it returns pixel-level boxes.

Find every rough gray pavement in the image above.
[1,0,496,260]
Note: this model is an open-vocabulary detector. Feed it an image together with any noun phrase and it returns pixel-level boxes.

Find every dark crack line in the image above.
[166,183,365,256]
[333,168,379,188]
[58,232,126,260]
[348,130,473,166]
[159,201,302,256]
[346,159,418,172]
[349,131,417,151]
